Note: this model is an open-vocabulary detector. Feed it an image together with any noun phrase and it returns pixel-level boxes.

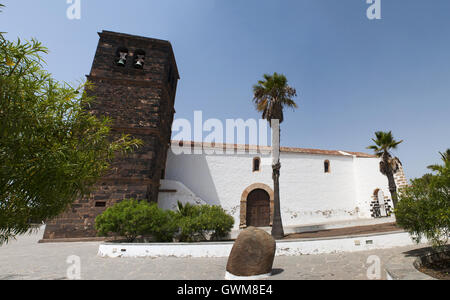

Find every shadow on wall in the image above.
[164,151,221,206]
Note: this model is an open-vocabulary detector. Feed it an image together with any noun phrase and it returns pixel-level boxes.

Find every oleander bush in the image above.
[95,199,177,242]
[0,14,141,245]
[396,150,450,249]
[175,202,235,242]
[95,199,234,243]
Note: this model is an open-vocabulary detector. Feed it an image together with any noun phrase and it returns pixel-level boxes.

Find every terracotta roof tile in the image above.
[170,141,376,158]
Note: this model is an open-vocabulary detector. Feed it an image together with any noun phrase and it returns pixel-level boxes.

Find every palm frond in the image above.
[252,72,298,124]
[439,149,450,163]
[368,131,402,156]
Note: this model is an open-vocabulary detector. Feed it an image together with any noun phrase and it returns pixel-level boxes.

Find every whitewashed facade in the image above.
[158,141,407,230]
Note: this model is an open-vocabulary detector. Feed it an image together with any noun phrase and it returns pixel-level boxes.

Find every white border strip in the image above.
[225,271,272,280]
[98,232,422,258]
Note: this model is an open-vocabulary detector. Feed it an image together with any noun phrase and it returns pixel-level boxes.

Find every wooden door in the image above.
[246,189,270,227]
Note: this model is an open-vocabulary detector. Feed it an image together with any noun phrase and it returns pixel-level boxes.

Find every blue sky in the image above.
[1,0,449,180]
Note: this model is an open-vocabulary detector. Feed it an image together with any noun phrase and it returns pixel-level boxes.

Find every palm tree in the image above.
[427,149,450,173]
[253,73,298,239]
[367,131,403,208]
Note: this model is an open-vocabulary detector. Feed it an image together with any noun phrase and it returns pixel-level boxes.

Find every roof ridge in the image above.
[170,140,376,158]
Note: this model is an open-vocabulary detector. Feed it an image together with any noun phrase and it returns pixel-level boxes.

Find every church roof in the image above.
[171,141,377,158]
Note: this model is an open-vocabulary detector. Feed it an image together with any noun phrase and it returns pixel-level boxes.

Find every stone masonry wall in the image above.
[43,31,179,240]
[394,162,409,191]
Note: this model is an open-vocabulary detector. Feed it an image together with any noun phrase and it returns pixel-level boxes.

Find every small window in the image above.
[116,47,128,67]
[324,160,330,173]
[253,157,261,172]
[133,49,145,69]
[95,201,106,208]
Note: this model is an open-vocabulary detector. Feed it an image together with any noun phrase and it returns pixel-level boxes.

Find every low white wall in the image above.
[98,231,421,258]
[99,241,234,258]
[275,231,416,256]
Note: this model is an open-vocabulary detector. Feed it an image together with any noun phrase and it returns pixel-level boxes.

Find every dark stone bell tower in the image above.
[42,31,179,240]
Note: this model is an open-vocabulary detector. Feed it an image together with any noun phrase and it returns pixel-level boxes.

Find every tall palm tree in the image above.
[427,149,450,173]
[367,131,403,208]
[253,73,298,239]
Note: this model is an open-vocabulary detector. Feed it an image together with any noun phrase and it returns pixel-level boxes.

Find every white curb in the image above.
[98,231,424,258]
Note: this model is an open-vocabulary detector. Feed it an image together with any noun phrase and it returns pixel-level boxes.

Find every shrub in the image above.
[95,199,234,243]
[396,157,450,249]
[175,202,234,242]
[95,199,177,242]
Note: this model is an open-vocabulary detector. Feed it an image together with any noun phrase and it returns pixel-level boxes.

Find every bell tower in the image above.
[43,31,179,240]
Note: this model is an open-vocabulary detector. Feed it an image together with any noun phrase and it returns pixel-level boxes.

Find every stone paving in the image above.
[0,227,431,280]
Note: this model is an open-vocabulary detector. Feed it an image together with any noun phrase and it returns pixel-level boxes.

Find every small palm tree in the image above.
[367,131,403,208]
[253,73,298,239]
[427,149,450,173]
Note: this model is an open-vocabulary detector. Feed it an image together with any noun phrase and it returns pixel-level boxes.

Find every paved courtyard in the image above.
[0,226,429,280]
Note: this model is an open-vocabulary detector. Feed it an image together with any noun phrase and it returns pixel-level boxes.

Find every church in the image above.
[159,141,407,231]
[42,31,407,241]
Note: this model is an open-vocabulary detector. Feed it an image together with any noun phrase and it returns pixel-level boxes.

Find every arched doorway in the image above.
[240,183,274,228]
[376,189,387,217]
[370,188,393,218]
[246,189,271,227]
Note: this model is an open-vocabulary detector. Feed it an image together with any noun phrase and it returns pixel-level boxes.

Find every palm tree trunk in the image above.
[271,122,284,239]
[387,171,398,209]
[382,153,398,209]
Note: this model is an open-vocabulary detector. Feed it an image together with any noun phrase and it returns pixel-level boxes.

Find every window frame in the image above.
[324,160,331,173]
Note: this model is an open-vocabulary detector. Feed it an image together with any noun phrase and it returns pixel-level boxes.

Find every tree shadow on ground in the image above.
[403,245,450,257]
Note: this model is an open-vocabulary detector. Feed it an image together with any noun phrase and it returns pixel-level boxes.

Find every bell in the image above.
[117,52,128,66]
[134,55,145,69]
[134,60,143,68]
[117,58,126,66]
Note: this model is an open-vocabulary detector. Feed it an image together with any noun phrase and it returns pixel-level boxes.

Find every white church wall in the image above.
[157,179,208,211]
[164,146,392,230]
[164,148,273,228]
[279,152,359,226]
[353,157,391,219]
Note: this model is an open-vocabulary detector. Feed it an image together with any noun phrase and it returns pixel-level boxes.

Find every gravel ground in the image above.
[0,226,429,280]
